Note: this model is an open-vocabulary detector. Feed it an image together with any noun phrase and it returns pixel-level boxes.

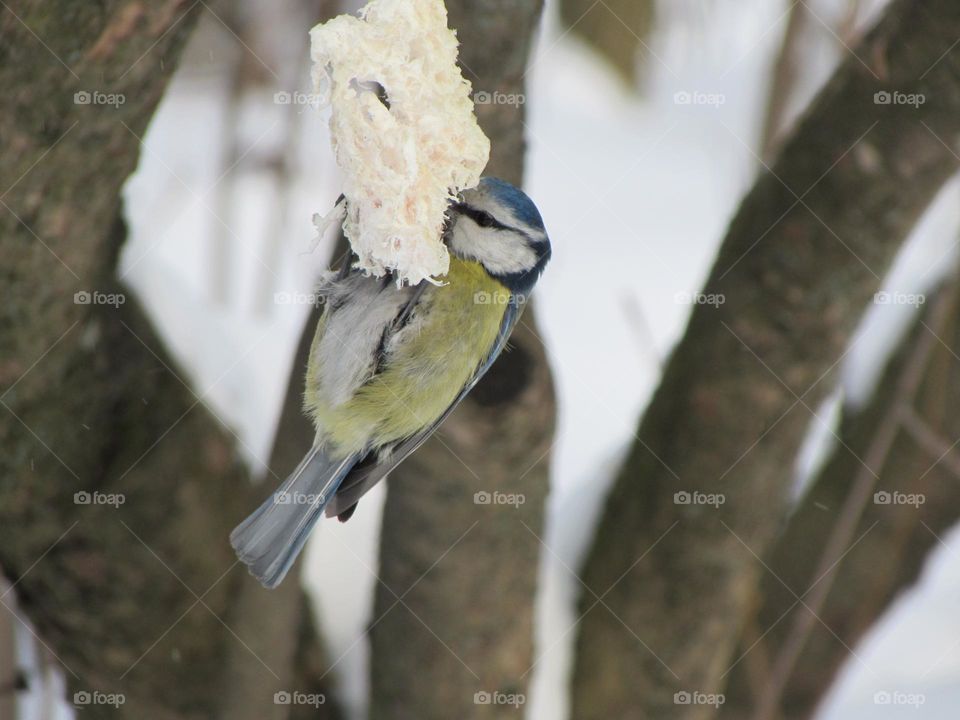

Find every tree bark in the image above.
[558,0,655,85]
[368,2,556,719]
[572,1,960,718]
[0,3,337,718]
[719,278,960,720]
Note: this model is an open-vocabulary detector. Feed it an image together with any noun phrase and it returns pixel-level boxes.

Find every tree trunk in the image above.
[368,2,556,719]
[1,3,337,718]
[558,0,655,85]
[719,278,960,719]
[572,1,960,717]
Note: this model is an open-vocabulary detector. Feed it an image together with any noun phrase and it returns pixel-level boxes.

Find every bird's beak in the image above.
[441,201,464,244]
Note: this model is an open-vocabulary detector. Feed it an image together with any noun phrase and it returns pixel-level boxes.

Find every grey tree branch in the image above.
[572,0,960,717]
[748,285,954,719]
[720,276,960,719]
[759,1,807,161]
[900,406,960,478]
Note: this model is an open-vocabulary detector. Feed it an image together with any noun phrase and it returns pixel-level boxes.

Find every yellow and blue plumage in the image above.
[231,177,551,587]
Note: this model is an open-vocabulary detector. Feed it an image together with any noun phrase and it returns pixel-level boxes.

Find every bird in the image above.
[231,177,551,588]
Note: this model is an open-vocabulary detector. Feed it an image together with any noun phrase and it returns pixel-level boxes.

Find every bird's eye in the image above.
[474,211,496,228]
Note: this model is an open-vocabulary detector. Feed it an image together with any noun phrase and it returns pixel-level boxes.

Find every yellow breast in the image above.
[317,257,508,455]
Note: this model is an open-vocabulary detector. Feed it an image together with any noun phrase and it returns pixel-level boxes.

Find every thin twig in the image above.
[620,292,664,372]
[760,2,807,161]
[900,407,960,479]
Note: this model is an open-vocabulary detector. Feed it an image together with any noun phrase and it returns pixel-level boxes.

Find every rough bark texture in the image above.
[0,3,336,718]
[572,1,960,718]
[368,2,556,719]
[719,280,960,720]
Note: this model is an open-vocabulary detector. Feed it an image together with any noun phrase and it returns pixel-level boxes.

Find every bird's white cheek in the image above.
[451,225,536,275]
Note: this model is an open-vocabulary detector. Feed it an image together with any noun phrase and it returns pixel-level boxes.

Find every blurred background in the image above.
[5,0,960,718]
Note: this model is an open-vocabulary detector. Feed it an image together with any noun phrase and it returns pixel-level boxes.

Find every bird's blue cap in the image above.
[479,177,546,232]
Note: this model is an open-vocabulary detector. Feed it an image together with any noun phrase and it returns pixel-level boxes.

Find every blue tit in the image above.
[231,177,551,587]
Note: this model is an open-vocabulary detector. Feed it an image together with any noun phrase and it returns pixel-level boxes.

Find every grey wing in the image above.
[312,270,428,409]
[326,296,525,519]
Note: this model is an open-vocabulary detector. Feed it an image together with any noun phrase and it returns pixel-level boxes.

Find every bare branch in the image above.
[720,277,960,719]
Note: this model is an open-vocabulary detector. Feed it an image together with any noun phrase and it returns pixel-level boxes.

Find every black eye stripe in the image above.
[475,211,496,228]
[455,203,513,232]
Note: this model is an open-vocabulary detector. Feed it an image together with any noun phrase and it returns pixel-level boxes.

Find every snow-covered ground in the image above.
[17,0,960,717]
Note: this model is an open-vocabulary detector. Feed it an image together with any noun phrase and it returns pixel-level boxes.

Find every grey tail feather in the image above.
[230,446,359,588]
